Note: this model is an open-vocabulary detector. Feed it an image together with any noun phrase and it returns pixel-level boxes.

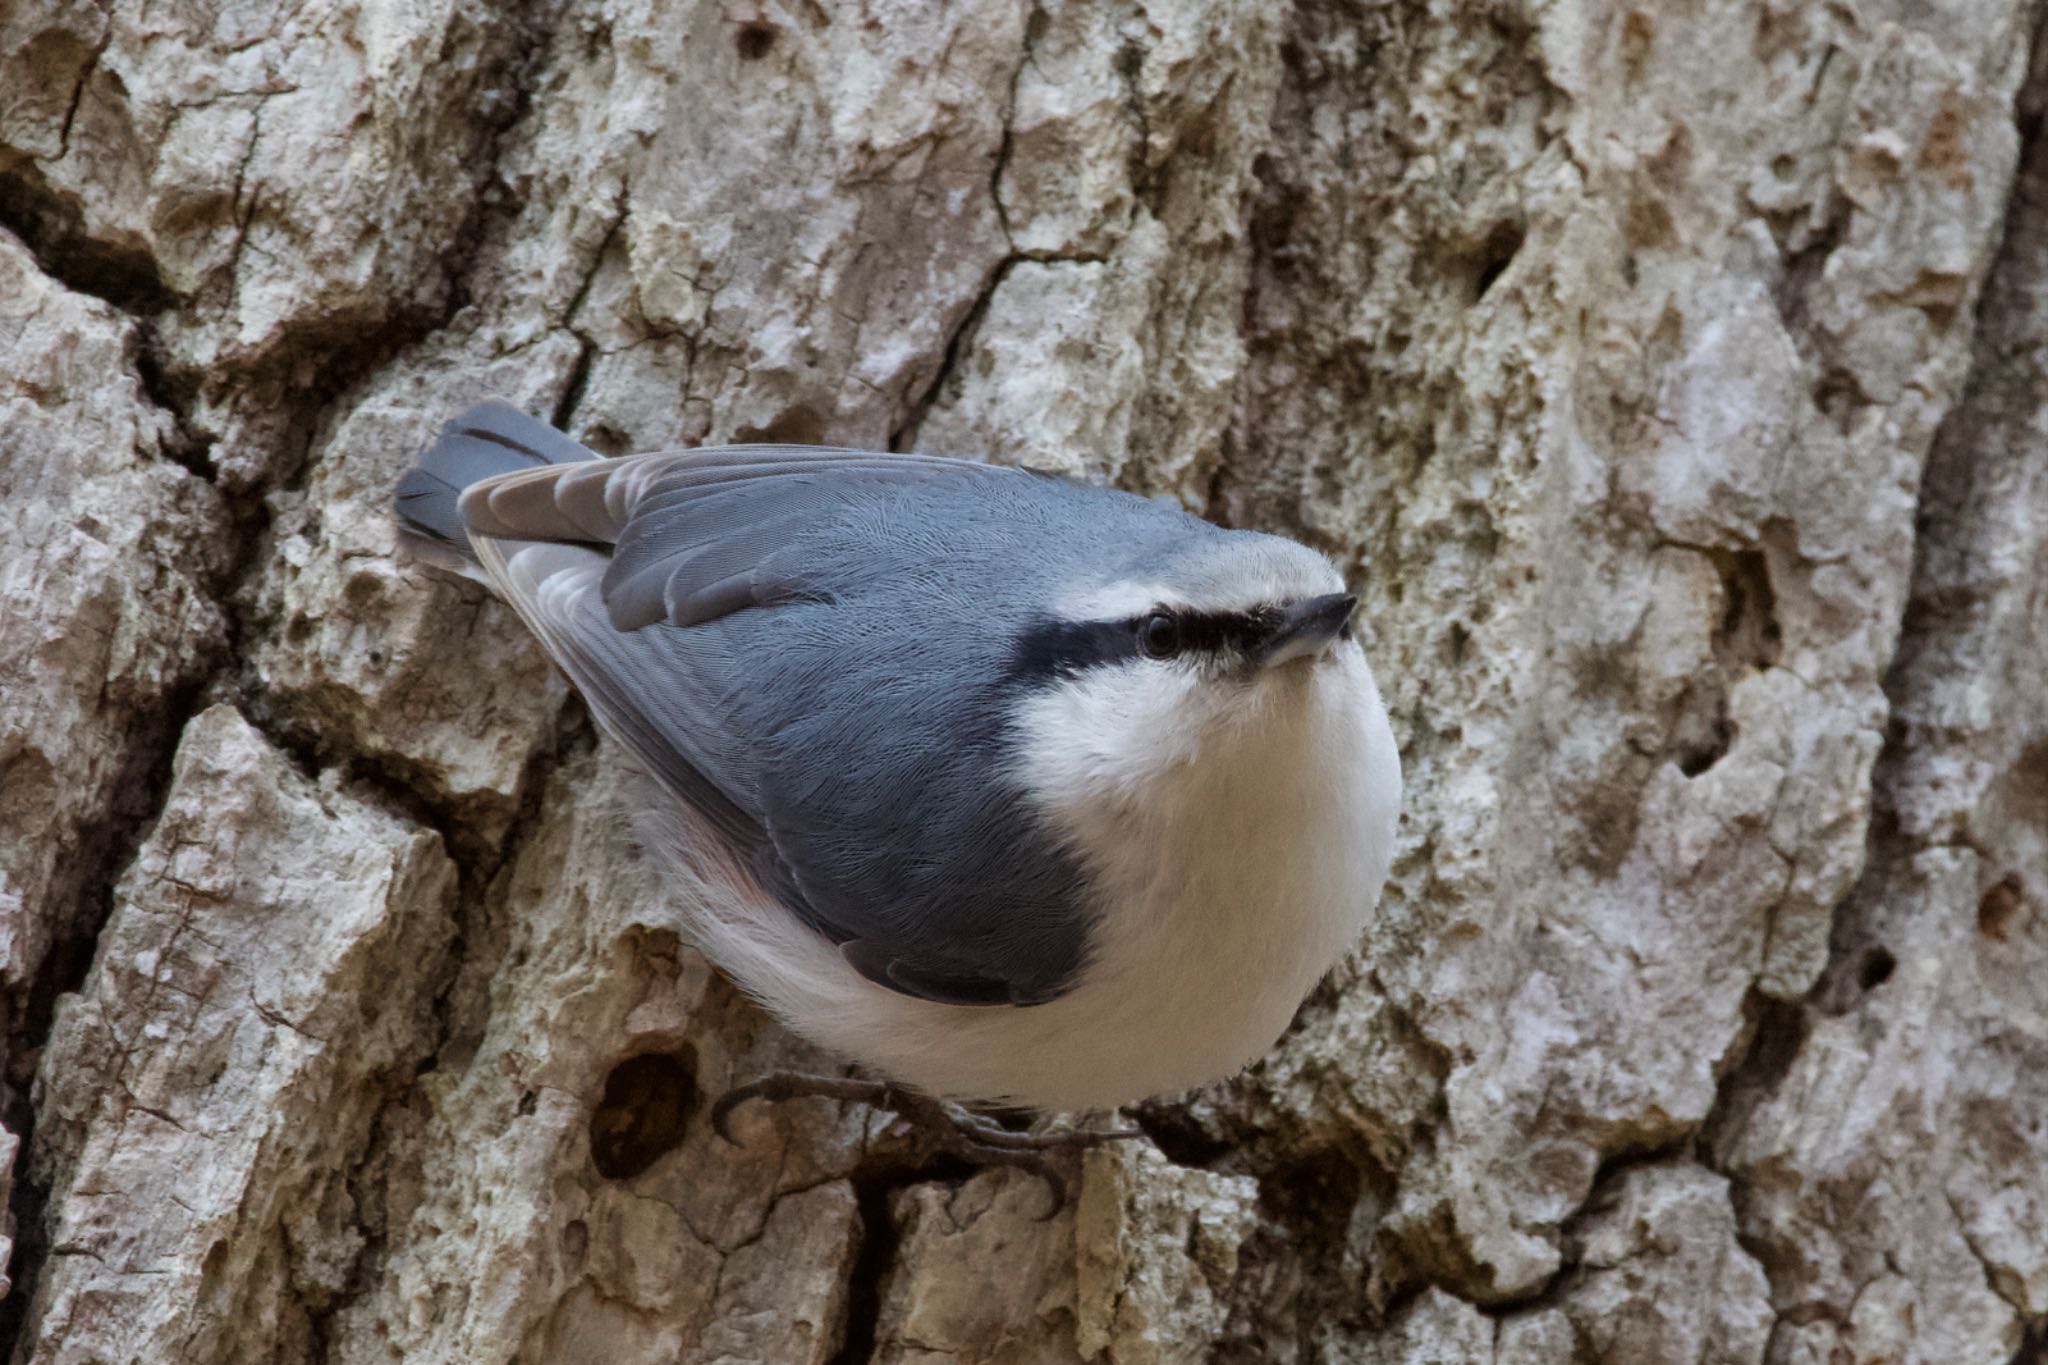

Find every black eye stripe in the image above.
[1006,608,1282,687]
[1166,609,1279,654]
[1006,618,1138,684]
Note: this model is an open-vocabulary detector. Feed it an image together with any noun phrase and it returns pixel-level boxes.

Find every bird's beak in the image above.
[1257,592,1357,668]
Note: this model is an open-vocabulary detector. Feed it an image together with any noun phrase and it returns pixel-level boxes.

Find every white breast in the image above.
[990,639,1402,1108]
[638,640,1401,1113]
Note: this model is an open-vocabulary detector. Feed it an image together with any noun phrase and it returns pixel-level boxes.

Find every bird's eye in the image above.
[1138,611,1181,659]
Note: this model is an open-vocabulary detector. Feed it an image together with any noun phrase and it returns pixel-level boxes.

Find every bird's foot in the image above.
[711,1071,1142,1216]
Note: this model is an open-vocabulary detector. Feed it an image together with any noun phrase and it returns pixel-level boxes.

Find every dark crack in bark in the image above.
[0,168,180,316]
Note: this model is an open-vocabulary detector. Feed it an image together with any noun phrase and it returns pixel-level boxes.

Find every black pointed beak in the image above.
[1257,592,1357,667]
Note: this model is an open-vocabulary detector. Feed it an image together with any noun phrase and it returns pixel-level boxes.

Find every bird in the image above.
[394,401,1401,1179]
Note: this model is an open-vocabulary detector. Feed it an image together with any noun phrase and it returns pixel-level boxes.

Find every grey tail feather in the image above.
[394,400,599,562]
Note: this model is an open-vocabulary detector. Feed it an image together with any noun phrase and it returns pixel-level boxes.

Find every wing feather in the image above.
[474,537,767,852]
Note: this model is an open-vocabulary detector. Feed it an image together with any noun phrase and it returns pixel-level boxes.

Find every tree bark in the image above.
[2,0,2045,1360]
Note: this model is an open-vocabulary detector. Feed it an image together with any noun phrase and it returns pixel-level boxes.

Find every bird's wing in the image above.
[461,443,1016,629]
[464,438,1090,1007]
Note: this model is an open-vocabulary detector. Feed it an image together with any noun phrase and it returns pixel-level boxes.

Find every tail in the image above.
[394,401,599,566]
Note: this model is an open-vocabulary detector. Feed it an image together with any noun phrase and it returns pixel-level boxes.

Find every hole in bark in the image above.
[588,1050,698,1180]
[1129,1099,1233,1167]
[1670,546,1782,778]
[1813,372,1864,433]
[734,22,777,60]
[1675,716,1734,777]
[1446,620,1471,665]
[1469,220,1525,302]
[1857,947,1896,992]
[1979,875,2025,941]
[1712,548,1782,670]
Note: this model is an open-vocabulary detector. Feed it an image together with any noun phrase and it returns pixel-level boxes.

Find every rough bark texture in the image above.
[2,0,2045,1360]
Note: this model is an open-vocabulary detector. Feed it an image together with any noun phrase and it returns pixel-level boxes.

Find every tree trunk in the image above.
[3,0,2045,1360]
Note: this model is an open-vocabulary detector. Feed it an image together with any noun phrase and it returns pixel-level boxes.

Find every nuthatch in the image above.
[397,403,1400,1158]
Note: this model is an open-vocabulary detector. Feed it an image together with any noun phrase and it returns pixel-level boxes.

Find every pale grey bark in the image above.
[1,0,2044,1361]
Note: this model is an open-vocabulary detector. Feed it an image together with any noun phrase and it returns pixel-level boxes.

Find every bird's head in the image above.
[1001,528,1377,812]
